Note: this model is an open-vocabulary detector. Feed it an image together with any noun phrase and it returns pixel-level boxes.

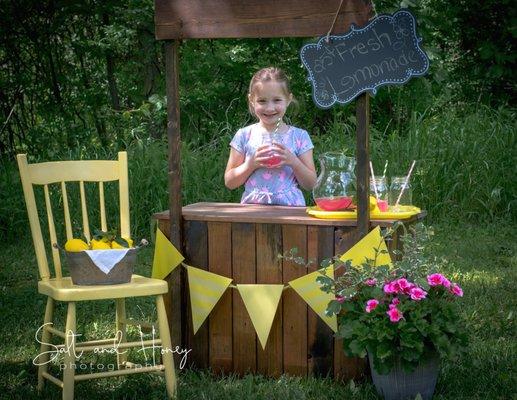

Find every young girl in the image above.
[224,67,317,206]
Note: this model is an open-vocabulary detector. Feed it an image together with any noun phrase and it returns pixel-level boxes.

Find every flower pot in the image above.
[369,352,440,400]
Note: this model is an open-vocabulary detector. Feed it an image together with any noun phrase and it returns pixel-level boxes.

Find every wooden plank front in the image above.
[282,225,308,376]
[155,205,425,378]
[307,226,334,377]
[256,224,283,377]
[232,223,257,374]
[155,0,372,39]
[184,220,209,368]
[208,222,233,374]
[333,227,367,381]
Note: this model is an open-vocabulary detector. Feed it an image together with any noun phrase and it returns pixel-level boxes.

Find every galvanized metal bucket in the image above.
[65,249,137,285]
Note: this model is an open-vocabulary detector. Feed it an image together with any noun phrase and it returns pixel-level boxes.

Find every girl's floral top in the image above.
[230,124,314,206]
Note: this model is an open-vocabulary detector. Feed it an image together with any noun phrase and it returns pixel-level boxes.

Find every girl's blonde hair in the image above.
[247,67,294,116]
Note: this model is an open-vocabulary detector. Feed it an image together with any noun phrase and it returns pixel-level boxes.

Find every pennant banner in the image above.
[339,226,392,268]
[154,224,391,340]
[288,266,338,333]
[152,227,184,279]
[187,266,233,334]
[237,284,284,349]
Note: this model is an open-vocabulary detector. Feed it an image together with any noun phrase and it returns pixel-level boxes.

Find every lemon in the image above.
[111,237,134,249]
[64,238,89,252]
[90,239,112,250]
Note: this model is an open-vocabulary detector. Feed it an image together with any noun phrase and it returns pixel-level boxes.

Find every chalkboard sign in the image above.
[300,10,429,109]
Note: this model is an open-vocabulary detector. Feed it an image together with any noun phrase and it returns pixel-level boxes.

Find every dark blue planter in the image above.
[369,353,440,400]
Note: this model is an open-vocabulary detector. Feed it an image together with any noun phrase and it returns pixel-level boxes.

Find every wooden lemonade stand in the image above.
[153,0,425,379]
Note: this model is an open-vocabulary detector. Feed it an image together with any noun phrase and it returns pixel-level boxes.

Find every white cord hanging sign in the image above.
[300,9,430,109]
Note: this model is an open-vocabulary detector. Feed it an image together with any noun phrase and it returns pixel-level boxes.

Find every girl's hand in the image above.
[251,145,276,169]
[269,143,297,167]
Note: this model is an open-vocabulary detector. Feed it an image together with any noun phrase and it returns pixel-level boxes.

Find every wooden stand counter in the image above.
[154,202,426,380]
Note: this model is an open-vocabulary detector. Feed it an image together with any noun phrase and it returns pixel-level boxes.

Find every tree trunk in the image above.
[106,53,121,111]
[103,14,121,111]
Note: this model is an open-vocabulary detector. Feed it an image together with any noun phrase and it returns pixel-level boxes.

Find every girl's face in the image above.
[249,81,292,130]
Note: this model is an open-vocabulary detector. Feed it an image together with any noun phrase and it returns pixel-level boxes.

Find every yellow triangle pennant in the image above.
[152,227,185,280]
[236,284,284,350]
[187,266,233,334]
[288,266,337,333]
[339,226,392,268]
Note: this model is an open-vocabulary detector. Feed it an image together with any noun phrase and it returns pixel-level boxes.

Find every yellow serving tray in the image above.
[306,205,421,220]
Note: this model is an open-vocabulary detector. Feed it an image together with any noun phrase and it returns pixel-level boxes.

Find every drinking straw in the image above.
[395,160,416,206]
[382,160,388,180]
[273,117,281,135]
[369,161,380,200]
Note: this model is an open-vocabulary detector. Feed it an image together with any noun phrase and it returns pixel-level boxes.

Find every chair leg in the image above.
[156,295,177,399]
[37,297,54,391]
[62,302,76,400]
[115,298,128,368]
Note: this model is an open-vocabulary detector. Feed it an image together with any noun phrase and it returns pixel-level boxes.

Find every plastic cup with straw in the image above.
[382,160,388,181]
[370,161,389,212]
[369,161,380,200]
[262,118,282,167]
[394,160,416,209]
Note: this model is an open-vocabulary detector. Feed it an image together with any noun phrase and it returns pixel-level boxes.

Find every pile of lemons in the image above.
[64,230,134,252]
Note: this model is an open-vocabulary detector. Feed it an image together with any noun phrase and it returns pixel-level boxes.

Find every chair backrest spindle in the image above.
[79,181,91,242]
[43,184,63,278]
[99,182,107,232]
[17,154,51,280]
[61,181,73,241]
[17,152,129,281]
[118,152,130,239]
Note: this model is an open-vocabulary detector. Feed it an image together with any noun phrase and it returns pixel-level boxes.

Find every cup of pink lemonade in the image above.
[262,132,282,167]
[370,177,389,212]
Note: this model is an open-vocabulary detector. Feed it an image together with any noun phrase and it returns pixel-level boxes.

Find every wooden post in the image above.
[355,93,370,238]
[165,40,184,354]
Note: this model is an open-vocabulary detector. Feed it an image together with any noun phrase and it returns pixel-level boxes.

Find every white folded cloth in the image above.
[85,249,130,274]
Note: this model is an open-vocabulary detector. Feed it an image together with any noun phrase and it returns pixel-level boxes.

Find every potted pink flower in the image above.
[320,224,468,400]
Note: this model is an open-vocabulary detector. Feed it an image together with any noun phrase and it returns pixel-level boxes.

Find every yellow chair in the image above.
[17,152,177,399]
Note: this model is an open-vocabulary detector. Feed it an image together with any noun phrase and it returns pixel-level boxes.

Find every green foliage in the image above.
[1,0,514,160]
[319,224,468,374]
[0,0,515,244]
[316,102,516,221]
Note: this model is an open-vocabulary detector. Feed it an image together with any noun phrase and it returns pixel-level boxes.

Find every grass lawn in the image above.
[0,220,515,399]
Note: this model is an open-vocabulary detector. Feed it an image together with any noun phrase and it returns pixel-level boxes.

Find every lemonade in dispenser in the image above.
[313,152,356,211]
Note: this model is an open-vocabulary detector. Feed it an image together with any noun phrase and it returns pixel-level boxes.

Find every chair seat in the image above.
[38,275,168,301]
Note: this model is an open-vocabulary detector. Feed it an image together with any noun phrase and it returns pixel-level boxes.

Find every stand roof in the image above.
[155,0,373,39]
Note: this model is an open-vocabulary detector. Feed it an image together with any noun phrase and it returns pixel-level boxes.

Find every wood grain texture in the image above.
[256,224,283,377]
[184,220,209,368]
[153,203,427,227]
[208,222,233,374]
[333,227,367,381]
[282,224,308,376]
[165,40,183,356]
[232,223,257,375]
[356,93,370,239]
[153,205,424,379]
[155,0,373,39]
[307,226,334,377]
